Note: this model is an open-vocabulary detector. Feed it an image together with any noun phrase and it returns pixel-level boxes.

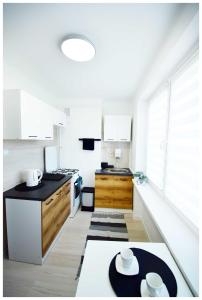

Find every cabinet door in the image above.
[20,91,41,139]
[116,116,131,142]
[39,102,54,140]
[104,116,117,141]
[42,181,71,256]
[104,115,131,142]
[95,175,133,209]
[52,108,66,127]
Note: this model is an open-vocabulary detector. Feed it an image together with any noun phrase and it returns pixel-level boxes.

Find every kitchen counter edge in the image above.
[95,169,133,176]
[3,175,72,201]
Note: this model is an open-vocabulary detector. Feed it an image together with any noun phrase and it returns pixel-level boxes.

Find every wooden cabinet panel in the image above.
[95,175,132,190]
[95,175,133,209]
[95,189,132,201]
[42,181,71,256]
[95,199,113,208]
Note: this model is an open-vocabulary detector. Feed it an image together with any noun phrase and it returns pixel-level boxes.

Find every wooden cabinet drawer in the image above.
[95,174,133,209]
[95,175,132,190]
[95,189,132,201]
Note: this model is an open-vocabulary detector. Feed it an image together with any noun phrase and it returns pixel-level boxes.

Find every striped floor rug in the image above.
[87,212,128,241]
[75,212,128,279]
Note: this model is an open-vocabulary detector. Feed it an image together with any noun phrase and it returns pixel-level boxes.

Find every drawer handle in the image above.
[28,135,38,138]
[46,198,54,205]
[101,178,108,181]
[56,190,62,195]
[45,136,52,139]
[120,178,128,181]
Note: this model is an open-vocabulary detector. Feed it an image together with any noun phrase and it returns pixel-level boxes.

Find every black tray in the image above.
[109,247,177,297]
[15,182,45,191]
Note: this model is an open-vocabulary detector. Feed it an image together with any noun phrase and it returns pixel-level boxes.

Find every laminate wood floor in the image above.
[3,210,149,297]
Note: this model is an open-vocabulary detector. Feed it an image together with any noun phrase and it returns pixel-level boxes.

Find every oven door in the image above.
[74,176,82,202]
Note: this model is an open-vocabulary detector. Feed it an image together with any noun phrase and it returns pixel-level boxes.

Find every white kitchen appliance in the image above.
[45,146,81,217]
[24,169,43,187]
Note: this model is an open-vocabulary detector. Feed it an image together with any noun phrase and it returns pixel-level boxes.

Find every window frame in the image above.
[145,50,199,232]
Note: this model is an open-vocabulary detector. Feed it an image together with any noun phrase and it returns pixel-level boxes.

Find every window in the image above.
[165,55,199,226]
[146,53,199,228]
[146,87,169,190]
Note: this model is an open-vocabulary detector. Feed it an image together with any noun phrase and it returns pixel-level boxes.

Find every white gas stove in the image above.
[45,147,82,218]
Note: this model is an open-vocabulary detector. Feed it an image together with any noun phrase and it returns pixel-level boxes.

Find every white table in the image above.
[76,241,193,297]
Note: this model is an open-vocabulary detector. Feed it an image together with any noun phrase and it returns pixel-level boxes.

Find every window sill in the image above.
[133,180,199,296]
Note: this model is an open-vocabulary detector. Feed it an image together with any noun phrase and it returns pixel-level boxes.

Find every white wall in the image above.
[60,100,133,186]
[60,106,102,187]
[133,189,163,242]
[132,9,199,173]
[3,129,59,191]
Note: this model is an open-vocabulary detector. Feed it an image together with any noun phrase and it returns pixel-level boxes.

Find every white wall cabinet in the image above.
[52,108,67,127]
[104,115,131,142]
[3,89,66,140]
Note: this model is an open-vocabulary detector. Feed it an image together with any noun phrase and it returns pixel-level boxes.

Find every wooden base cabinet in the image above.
[42,181,71,256]
[95,175,133,209]
[6,181,71,265]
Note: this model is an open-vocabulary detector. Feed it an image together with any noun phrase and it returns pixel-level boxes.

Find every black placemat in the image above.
[109,248,177,297]
[15,182,45,191]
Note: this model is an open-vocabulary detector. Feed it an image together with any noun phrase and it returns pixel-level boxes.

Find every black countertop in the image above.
[3,175,72,201]
[95,168,133,176]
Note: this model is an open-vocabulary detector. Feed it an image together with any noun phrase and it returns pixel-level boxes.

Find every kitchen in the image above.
[2,2,199,298]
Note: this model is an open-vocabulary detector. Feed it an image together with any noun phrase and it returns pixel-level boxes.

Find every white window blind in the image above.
[146,87,169,190]
[165,55,199,226]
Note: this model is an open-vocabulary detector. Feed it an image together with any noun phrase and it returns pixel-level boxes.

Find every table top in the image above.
[76,241,193,297]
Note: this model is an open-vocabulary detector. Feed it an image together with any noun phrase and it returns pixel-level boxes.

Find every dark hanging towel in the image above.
[83,138,95,150]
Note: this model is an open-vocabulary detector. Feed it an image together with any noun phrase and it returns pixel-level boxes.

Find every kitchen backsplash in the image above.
[101,142,130,168]
[3,129,59,191]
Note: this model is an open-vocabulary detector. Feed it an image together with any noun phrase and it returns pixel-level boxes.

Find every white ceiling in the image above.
[3,3,194,103]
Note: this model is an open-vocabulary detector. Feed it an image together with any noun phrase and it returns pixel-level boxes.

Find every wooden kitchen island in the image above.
[95,169,133,209]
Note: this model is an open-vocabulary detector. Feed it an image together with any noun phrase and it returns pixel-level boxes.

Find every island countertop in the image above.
[3,175,72,201]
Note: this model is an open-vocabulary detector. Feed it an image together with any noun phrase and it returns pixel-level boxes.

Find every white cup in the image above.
[120,248,134,268]
[146,272,163,297]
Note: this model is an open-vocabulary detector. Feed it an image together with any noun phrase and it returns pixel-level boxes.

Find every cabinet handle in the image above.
[46,198,54,205]
[107,139,114,141]
[100,177,108,181]
[120,139,127,141]
[28,135,38,138]
[45,136,52,139]
[58,122,63,125]
[56,191,62,195]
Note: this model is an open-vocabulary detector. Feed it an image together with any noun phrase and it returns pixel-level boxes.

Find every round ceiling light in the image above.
[61,36,95,62]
